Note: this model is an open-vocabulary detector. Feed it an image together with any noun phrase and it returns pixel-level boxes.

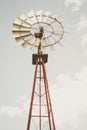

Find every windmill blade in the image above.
[49,45,55,51]
[30,44,37,52]
[14,17,31,28]
[36,10,43,22]
[21,41,30,48]
[15,34,33,43]
[64,31,70,34]
[51,13,57,19]
[28,36,36,44]
[27,10,37,24]
[59,19,64,22]
[12,30,31,37]
[45,38,55,50]
[20,13,33,25]
[45,11,51,16]
[46,38,56,50]
[62,36,68,42]
[20,13,27,20]
[27,10,34,17]
[12,23,30,31]
[57,42,64,47]
[51,33,61,41]
[34,38,40,46]
[43,11,51,23]
[45,38,53,47]
[43,12,55,25]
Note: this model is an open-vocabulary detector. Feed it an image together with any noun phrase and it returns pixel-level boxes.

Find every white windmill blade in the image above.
[36,10,43,22]
[14,17,31,28]
[20,13,33,25]
[45,17,55,26]
[21,41,30,49]
[12,30,31,37]
[55,41,64,47]
[46,38,55,50]
[59,18,64,23]
[51,33,61,41]
[58,42,64,47]
[51,13,57,19]
[43,12,56,25]
[15,34,33,43]
[64,31,70,34]
[26,14,33,25]
[62,36,68,42]
[12,23,30,31]
[44,38,55,50]
[30,44,37,53]
[27,10,37,24]
[49,45,55,51]
[27,10,34,17]
[45,11,51,16]
[34,38,40,46]
[28,36,36,44]
[44,38,52,46]
[43,11,51,23]
[20,13,27,20]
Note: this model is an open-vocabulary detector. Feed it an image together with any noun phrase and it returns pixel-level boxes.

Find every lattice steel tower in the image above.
[12,10,64,130]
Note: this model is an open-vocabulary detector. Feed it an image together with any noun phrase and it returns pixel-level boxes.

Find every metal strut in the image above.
[26,53,56,130]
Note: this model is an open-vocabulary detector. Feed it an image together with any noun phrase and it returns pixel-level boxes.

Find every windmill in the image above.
[12,10,64,130]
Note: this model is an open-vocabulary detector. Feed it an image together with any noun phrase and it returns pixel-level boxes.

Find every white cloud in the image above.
[0,106,23,117]
[81,33,87,48]
[72,6,79,12]
[83,50,87,56]
[65,0,85,12]
[65,0,82,7]
[17,95,30,113]
[0,95,30,118]
[50,66,87,129]
[80,33,87,56]
[77,15,87,30]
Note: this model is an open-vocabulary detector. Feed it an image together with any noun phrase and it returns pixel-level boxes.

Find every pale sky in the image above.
[0,0,87,130]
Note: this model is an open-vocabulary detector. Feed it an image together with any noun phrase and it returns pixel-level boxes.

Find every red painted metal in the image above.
[26,54,56,130]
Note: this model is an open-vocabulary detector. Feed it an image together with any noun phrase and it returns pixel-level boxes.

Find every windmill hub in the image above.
[34,26,44,40]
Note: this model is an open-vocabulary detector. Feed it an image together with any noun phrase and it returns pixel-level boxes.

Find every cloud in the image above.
[50,66,87,129]
[65,0,85,12]
[0,95,30,118]
[72,6,79,12]
[0,106,23,117]
[81,33,87,48]
[80,33,87,56]
[77,15,87,30]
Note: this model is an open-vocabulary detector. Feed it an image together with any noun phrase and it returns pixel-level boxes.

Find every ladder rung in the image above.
[31,115,49,117]
[33,104,47,106]
[36,77,44,78]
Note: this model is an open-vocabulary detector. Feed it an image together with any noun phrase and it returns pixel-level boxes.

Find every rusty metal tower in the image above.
[12,10,64,130]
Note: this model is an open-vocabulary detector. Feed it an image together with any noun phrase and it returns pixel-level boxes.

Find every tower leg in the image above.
[26,60,38,130]
[26,55,56,130]
[42,60,56,130]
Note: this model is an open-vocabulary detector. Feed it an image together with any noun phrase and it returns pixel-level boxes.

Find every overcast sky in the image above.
[0,0,87,130]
